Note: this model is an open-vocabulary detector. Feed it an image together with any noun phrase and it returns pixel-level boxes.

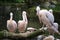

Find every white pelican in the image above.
[36,6,54,27]
[36,6,60,35]
[40,23,59,35]
[7,12,17,32]
[18,11,28,33]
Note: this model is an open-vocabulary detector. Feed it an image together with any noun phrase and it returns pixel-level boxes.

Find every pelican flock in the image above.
[6,6,60,40]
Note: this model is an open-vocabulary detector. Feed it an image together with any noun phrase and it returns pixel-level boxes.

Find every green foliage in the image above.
[27,7,36,18]
[14,10,22,22]
[26,7,42,28]
[16,0,25,3]
[0,0,25,3]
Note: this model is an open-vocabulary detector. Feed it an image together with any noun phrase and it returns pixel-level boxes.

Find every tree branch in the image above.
[0,29,60,39]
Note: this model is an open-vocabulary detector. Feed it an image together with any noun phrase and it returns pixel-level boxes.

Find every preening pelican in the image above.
[36,6,60,35]
[7,12,17,32]
[18,11,28,33]
[36,6,54,26]
[39,23,59,35]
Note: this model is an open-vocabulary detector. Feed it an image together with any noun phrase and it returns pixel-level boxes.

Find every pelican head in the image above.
[49,9,53,13]
[22,11,26,15]
[36,6,40,15]
[10,12,13,20]
[36,6,40,11]
[10,12,13,16]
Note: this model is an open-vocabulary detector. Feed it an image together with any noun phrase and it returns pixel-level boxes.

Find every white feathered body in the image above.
[7,20,17,32]
[39,10,54,24]
[18,20,27,32]
[18,11,28,33]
